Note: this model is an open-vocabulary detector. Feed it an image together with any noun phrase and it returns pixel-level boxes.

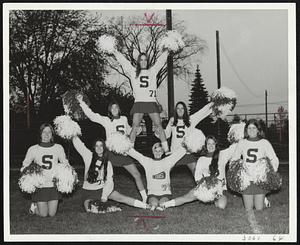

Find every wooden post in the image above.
[166,9,174,118]
[216,30,221,89]
[265,90,268,137]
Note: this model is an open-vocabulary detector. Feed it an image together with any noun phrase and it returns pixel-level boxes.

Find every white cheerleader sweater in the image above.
[79,101,131,138]
[21,144,68,188]
[231,138,279,171]
[114,51,168,102]
[72,137,114,200]
[164,103,212,152]
[128,148,186,195]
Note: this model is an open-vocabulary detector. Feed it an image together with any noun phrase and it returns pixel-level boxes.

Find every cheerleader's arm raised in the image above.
[167,148,186,168]
[77,96,109,127]
[155,117,172,139]
[264,140,279,172]
[101,161,115,202]
[230,140,244,162]
[127,148,149,168]
[190,102,213,127]
[113,51,135,77]
[151,51,169,75]
[72,136,92,164]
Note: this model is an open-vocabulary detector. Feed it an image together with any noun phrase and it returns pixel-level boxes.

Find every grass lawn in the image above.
[9,164,289,234]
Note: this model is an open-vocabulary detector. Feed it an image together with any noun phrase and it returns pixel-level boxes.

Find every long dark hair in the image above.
[201,135,220,177]
[244,119,264,139]
[38,123,55,144]
[135,53,148,78]
[87,139,109,184]
[173,101,191,127]
[107,101,121,121]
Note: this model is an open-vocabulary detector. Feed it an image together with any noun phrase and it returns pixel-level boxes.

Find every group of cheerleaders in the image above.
[21,49,279,217]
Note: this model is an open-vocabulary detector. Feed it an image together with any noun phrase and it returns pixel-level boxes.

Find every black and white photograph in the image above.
[3,2,297,242]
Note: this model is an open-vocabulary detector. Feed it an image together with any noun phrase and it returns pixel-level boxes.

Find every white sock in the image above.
[139,190,148,202]
[161,141,169,152]
[134,200,147,209]
[163,199,175,208]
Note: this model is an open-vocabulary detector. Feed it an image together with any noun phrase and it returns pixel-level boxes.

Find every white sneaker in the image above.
[264,197,271,208]
[29,202,37,215]
[156,206,165,211]
[150,205,156,211]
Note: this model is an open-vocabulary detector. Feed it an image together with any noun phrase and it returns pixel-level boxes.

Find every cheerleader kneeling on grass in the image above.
[21,123,68,217]
[71,136,149,212]
[77,95,147,203]
[127,142,187,211]
[160,136,228,210]
[229,119,279,211]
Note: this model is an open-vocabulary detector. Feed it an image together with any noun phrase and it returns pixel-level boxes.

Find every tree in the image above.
[9,10,108,121]
[105,14,208,91]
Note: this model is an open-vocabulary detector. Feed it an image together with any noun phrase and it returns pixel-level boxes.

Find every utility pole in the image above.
[216,30,221,89]
[166,9,174,118]
[265,90,268,137]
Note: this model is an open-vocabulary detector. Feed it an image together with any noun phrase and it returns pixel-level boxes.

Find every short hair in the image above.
[38,123,55,144]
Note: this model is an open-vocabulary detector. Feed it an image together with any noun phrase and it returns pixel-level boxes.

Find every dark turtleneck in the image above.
[39,142,55,147]
[247,137,261,142]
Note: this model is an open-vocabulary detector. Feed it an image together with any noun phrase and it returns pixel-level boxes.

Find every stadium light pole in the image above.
[166,9,174,118]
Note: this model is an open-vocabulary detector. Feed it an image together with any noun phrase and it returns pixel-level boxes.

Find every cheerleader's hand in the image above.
[76,94,83,102]
[158,202,167,210]
[101,198,108,203]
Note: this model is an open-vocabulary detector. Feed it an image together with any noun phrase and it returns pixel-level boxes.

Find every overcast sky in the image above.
[96,8,289,116]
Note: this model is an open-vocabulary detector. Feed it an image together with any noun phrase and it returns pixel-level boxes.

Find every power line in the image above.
[220,42,263,99]
[236,101,288,107]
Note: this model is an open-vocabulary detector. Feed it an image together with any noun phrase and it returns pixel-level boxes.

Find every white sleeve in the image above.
[164,118,173,139]
[167,148,186,168]
[102,161,114,201]
[264,140,279,172]
[72,136,92,165]
[57,144,69,164]
[151,51,168,74]
[127,148,149,168]
[114,51,135,77]
[124,117,132,135]
[194,158,204,181]
[21,146,35,171]
[190,103,213,128]
[230,141,244,162]
[79,100,109,127]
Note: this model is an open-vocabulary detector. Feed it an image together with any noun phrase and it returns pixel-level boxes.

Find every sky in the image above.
[92,8,290,116]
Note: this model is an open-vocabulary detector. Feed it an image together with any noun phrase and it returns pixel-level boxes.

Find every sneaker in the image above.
[264,197,271,208]
[156,206,165,211]
[29,202,37,215]
[150,205,156,211]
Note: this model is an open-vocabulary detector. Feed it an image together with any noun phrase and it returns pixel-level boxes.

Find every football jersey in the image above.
[79,101,131,138]
[128,148,186,195]
[115,51,168,102]
[72,137,114,200]
[22,144,68,188]
[231,138,279,171]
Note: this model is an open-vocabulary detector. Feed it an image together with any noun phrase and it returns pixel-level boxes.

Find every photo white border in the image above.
[3,2,297,242]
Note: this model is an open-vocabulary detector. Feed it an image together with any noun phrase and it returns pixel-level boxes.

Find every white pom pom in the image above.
[227,122,246,143]
[245,158,268,183]
[53,115,82,140]
[182,128,206,153]
[106,132,134,155]
[194,178,225,203]
[159,30,184,52]
[53,163,78,193]
[96,35,117,54]
[211,87,237,119]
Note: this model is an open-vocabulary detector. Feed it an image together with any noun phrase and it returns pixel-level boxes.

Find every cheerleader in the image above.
[162,101,212,174]
[230,119,279,211]
[113,50,171,154]
[160,136,227,210]
[21,123,68,217]
[72,136,149,212]
[127,142,186,211]
[77,95,147,202]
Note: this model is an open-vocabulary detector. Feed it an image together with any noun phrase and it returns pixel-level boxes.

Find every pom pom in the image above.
[62,90,91,121]
[193,175,225,203]
[227,122,246,144]
[182,128,206,153]
[254,158,282,191]
[211,87,237,120]
[52,163,79,193]
[18,163,46,193]
[96,35,117,54]
[54,115,82,140]
[226,159,251,193]
[159,30,185,52]
[88,200,122,214]
[106,132,134,155]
